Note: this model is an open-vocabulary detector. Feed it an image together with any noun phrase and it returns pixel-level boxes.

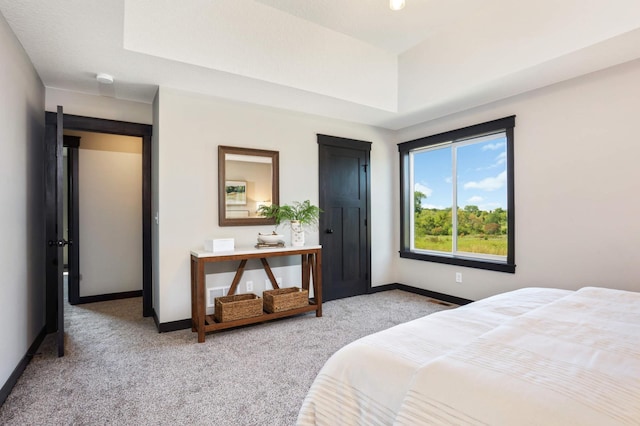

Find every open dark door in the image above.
[318,134,371,301]
[45,106,67,357]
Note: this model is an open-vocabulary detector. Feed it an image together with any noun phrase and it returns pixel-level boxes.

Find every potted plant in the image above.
[257,200,321,246]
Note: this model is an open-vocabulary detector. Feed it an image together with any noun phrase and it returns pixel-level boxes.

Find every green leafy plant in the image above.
[257,200,321,228]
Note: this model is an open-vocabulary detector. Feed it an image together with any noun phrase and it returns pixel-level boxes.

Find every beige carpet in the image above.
[0,290,451,425]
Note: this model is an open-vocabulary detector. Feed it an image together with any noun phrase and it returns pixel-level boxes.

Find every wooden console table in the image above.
[190,245,322,342]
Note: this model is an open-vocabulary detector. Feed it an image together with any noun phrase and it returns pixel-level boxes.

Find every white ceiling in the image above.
[2,0,640,129]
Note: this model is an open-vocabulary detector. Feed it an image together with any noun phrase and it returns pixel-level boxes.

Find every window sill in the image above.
[399,250,515,273]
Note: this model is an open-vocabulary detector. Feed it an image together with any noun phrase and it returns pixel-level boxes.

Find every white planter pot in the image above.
[290,220,304,246]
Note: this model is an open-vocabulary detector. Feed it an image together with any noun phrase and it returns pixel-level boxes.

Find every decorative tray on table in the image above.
[255,233,285,248]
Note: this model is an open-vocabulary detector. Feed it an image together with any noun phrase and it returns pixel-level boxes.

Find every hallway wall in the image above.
[0,12,46,390]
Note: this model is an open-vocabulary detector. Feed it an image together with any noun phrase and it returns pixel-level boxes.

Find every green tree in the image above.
[484,222,500,234]
[414,210,432,235]
[486,208,508,235]
[464,205,480,214]
[414,191,426,214]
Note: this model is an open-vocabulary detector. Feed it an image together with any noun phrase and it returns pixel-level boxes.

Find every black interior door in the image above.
[45,106,66,357]
[318,134,371,301]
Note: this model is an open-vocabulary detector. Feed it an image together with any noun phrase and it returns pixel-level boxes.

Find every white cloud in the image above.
[475,152,506,171]
[482,142,505,151]
[463,170,506,192]
[444,176,452,184]
[414,182,433,197]
[423,203,448,210]
[467,196,484,204]
[478,201,502,211]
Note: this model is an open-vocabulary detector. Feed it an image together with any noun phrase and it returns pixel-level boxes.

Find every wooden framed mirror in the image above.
[218,145,279,226]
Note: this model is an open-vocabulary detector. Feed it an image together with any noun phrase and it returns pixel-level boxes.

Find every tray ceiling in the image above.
[1,0,640,129]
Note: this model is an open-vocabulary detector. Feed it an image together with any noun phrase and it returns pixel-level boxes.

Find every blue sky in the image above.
[413,134,507,212]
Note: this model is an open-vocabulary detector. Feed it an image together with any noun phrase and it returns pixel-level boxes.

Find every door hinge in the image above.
[363,164,368,173]
[364,219,367,226]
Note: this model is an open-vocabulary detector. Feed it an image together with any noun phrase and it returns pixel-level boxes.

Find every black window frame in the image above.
[398,115,516,273]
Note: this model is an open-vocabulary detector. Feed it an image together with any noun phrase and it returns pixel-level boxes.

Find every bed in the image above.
[297,287,640,425]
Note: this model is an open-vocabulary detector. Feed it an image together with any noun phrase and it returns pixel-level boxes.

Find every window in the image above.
[399,116,515,273]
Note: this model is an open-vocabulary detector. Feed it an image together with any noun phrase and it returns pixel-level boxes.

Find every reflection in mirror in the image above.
[218,146,279,226]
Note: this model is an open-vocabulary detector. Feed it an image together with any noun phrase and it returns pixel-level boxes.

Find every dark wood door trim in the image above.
[317,134,372,151]
[45,112,153,319]
[318,134,372,301]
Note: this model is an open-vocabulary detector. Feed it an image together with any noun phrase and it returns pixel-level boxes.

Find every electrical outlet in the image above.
[246,281,253,292]
[455,272,462,283]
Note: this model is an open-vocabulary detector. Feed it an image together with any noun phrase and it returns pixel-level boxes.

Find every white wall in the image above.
[65,131,143,297]
[37,45,640,324]
[46,88,152,125]
[394,59,640,301]
[155,88,395,322]
[0,14,45,387]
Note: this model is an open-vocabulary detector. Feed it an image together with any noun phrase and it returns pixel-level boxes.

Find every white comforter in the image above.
[297,287,640,425]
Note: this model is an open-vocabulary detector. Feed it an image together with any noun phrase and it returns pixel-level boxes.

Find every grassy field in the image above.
[415,235,507,255]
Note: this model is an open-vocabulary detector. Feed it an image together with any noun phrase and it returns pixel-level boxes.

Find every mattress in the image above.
[297,287,640,425]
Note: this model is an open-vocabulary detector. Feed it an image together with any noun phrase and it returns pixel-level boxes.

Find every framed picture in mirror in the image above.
[225,180,247,205]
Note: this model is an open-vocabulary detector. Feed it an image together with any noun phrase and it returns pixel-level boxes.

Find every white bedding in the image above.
[297,287,640,425]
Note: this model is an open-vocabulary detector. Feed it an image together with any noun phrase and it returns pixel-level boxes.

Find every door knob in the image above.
[48,239,71,247]
[325,229,334,234]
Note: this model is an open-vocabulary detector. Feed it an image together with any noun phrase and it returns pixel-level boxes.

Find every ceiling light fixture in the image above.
[96,73,114,84]
[390,0,405,11]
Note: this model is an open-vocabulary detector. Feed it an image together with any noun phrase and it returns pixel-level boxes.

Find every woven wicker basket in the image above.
[214,293,263,322]
[263,287,309,313]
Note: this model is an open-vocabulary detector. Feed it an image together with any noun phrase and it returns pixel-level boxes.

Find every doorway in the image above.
[64,130,144,304]
[318,134,371,301]
[45,113,153,336]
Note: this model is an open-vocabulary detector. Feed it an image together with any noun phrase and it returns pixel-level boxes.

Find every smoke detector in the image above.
[96,73,114,84]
